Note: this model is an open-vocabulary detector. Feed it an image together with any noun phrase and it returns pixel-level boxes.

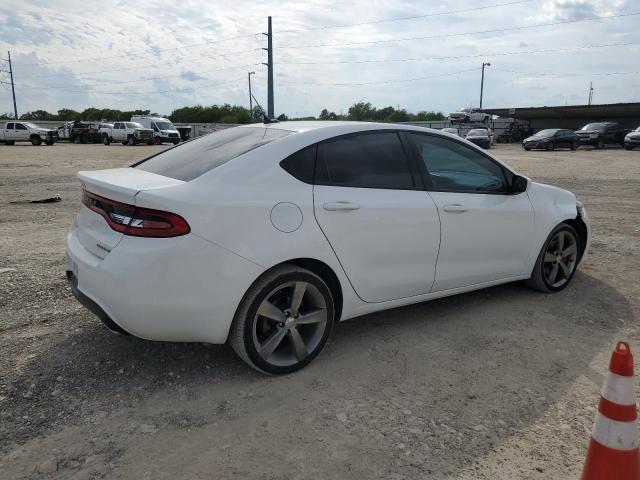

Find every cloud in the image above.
[0,0,638,117]
[180,71,207,82]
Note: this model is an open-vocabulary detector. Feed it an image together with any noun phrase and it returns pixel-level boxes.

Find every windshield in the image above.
[126,122,143,129]
[442,128,458,134]
[581,123,607,131]
[532,129,558,138]
[467,129,488,136]
[22,122,39,129]
[458,108,471,112]
[155,121,175,130]
[635,127,640,132]
[135,127,293,181]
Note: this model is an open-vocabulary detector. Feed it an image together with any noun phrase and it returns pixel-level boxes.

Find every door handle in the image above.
[442,204,468,213]
[323,201,361,211]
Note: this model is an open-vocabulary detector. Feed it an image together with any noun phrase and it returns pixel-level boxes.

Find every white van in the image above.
[130,116,180,145]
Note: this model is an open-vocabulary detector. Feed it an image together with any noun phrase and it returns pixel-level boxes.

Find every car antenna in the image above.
[251,94,278,124]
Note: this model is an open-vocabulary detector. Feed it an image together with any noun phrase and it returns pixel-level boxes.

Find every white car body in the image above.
[99,121,154,145]
[66,121,589,367]
[1,121,58,145]
[131,116,180,144]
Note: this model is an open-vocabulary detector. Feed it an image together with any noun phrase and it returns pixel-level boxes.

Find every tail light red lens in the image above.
[82,190,190,238]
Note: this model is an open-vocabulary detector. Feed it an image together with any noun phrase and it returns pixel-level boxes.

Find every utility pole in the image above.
[248,71,255,118]
[262,16,274,119]
[588,81,594,105]
[6,51,18,119]
[479,62,491,109]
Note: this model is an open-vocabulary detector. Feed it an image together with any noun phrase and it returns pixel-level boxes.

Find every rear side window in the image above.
[280,145,316,184]
[135,127,293,181]
[316,132,414,189]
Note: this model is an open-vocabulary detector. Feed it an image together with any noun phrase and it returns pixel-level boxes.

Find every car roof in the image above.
[237,120,438,135]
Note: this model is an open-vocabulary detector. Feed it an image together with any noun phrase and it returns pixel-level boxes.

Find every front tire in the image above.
[524,224,580,293]
[103,134,111,145]
[31,135,42,146]
[127,136,137,146]
[229,265,335,374]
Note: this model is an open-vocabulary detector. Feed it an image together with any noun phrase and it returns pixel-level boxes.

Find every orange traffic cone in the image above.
[581,341,640,480]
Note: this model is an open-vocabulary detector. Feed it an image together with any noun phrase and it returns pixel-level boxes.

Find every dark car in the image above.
[465,128,492,149]
[624,127,640,150]
[575,122,631,149]
[522,129,579,151]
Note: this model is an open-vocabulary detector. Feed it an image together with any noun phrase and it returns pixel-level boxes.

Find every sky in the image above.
[0,0,639,117]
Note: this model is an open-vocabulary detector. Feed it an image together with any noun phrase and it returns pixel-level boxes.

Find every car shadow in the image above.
[2,271,631,478]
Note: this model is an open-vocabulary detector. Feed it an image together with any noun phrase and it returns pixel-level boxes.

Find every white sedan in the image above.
[66,121,589,374]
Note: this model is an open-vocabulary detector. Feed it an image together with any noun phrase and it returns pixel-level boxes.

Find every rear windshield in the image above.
[581,123,608,131]
[134,127,293,181]
[467,129,488,136]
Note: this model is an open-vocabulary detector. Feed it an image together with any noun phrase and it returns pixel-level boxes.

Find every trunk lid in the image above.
[76,168,184,258]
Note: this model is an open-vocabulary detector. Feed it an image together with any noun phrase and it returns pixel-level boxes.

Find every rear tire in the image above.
[524,223,580,293]
[172,139,180,145]
[229,265,335,374]
[103,134,111,145]
[625,145,634,151]
[524,147,531,151]
[146,140,153,146]
[31,135,42,146]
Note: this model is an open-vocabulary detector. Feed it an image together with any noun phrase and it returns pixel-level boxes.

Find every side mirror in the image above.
[511,175,528,193]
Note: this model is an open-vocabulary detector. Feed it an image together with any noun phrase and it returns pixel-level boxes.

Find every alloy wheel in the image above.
[543,230,578,288]
[252,281,328,367]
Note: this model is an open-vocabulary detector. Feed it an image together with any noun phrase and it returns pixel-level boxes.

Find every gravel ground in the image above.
[0,142,639,479]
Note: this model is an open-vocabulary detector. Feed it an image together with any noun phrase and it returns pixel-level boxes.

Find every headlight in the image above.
[590,133,598,139]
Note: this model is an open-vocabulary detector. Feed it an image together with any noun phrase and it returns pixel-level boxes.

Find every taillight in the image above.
[82,190,190,238]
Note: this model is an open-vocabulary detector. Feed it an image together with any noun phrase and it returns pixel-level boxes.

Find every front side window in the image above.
[316,132,414,190]
[15,123,27,130]
[135,127,293,181]
[407,133,508,193]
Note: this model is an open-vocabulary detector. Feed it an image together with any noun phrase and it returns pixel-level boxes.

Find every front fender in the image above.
[525,182,580,273]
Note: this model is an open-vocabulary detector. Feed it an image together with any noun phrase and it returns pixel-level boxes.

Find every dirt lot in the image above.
[1,141,639,479]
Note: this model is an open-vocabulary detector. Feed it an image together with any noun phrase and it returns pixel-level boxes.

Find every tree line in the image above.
[1,102,445,124]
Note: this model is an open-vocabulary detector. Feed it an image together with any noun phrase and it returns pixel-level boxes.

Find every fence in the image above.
[10,118,515,139]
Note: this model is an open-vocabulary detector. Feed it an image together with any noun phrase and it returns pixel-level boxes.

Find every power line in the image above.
[30,62,262,88]
[0,76,247,95]
[258,67,480,86]
[28,48,262,79]
[275,12,640,49]
[277,42,640,66]
[275,0,533,33]
[12,32,263,67]
[491,67,640,77]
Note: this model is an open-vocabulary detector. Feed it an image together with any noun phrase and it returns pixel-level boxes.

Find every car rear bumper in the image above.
[65,221,264,344]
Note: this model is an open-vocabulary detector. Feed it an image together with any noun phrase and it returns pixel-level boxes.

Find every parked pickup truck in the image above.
[575,122,631,149]
[99,121,154,146]
[448,107,490,124]
[0,121,58,145]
